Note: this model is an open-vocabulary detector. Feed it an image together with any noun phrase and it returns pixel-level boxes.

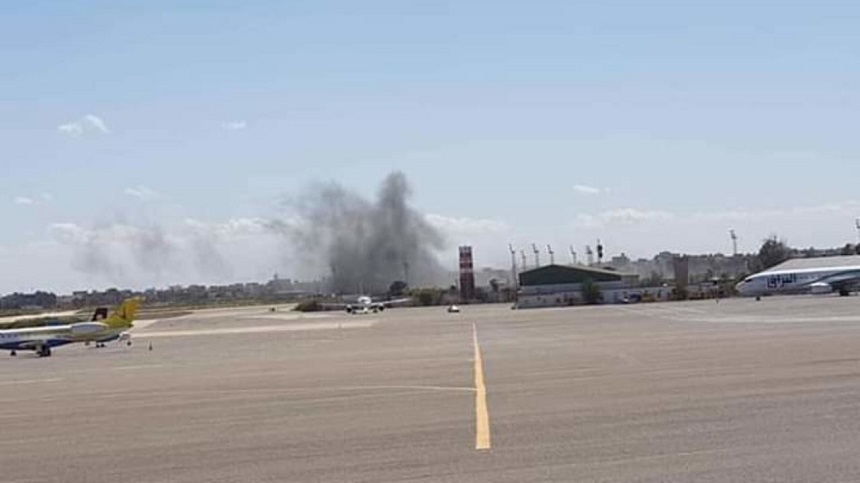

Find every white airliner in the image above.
[736,257,860,297]
[326,295,411,314]
[0,298,142,357]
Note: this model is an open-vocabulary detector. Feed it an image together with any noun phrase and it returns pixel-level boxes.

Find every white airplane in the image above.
[0,297,142,357]
[736,262,860,297]
[326,295,412,314]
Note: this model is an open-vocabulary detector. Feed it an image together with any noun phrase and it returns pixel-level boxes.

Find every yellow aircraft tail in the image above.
[104,297,144,329]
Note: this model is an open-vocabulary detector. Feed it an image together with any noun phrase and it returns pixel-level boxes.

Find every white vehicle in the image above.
[736,258,860,297]
[447,305,460,313]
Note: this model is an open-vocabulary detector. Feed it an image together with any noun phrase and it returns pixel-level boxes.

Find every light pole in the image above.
[730,229,738,256]
[509,244,518,288]
[856,218,860,245]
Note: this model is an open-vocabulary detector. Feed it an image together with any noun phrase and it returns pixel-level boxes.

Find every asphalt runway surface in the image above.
[3,296,860,482]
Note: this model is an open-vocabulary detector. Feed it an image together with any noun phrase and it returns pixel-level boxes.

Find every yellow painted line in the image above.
[473,323,491,450]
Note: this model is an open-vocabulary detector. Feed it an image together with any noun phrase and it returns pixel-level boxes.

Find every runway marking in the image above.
[612,305,860,324]
[162,385,476,397]
[138,320,377,338]
[332,385,475,393]
[473,322,491,451]
[110,364,165,371]
[0,384,477,405]
[0,378,63,386]
[129,319,161,331]
[245,313,334,321]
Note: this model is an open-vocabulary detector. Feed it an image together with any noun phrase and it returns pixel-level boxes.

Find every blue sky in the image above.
[2,1,860,293]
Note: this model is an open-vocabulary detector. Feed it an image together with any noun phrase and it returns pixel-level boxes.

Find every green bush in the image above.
[581,279,603,305]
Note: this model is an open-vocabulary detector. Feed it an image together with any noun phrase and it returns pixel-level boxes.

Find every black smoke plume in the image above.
[271,171,447,294]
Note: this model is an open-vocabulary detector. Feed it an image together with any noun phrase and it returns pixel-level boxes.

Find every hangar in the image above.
[516,264,668,308]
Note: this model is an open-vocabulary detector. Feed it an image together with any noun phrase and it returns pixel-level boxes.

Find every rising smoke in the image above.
[54,220,236,288]
[52,172,446,293]
[270,171,448,294]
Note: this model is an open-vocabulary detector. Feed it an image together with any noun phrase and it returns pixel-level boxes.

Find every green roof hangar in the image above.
[516,264,667,308]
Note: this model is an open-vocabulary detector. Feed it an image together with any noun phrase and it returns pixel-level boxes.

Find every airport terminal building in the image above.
[516,264,669,308]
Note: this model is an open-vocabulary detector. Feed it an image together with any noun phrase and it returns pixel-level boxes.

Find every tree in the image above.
[388,280,408,297]
[841,244,856,256]
[581,278,603,305]
[642,271,664,287]
[414,289,437,306]
[488,279,500,293]
[755,236,792,271]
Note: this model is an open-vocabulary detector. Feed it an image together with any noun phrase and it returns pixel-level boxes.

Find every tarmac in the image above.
[3,296,860,482]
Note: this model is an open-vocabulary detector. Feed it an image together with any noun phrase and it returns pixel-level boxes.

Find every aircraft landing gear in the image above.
[10,350,16,357]
[37,346,52,358]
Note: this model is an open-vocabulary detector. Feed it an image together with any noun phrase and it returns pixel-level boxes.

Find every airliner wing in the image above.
[823,275,860,291]
[807,270,860,294]
[376,298,412,308]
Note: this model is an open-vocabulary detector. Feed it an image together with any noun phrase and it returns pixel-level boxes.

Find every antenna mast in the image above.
[509,244,518,288]
[730,229,738,256]
[855,219,860,245]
